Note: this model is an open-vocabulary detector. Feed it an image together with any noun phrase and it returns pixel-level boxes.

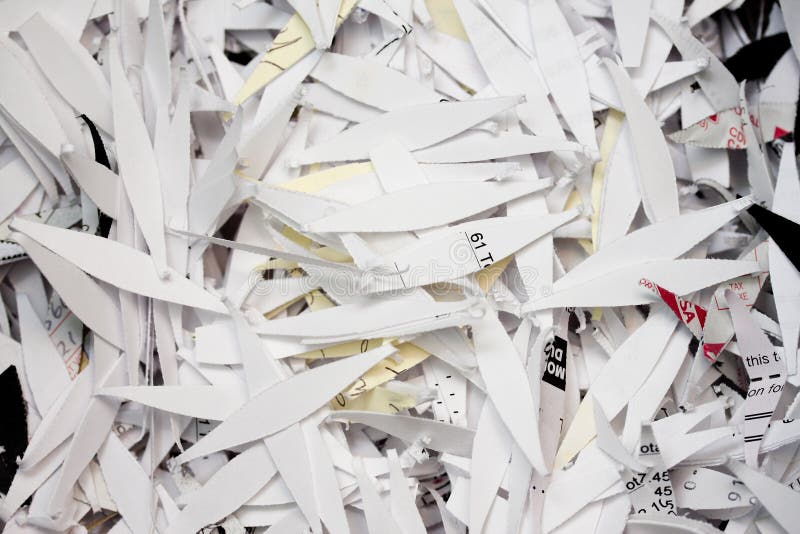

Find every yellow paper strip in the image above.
[278,162,374,193]
[280,226,353,262]
[295,337,384,360]
[258,258,300,271]
[475,255,512,294]
[554,397,595,470]
[345,342,430,397]
[590,109,625,250]
[263,294,306,319]
[424,0,468,41]
[233,0,360,105]
[331,385,418,413]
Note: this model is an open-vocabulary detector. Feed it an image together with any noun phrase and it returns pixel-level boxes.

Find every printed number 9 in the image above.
[470,233,483,242]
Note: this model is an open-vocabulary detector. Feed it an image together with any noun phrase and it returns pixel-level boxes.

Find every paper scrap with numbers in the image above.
[0,0,799,533]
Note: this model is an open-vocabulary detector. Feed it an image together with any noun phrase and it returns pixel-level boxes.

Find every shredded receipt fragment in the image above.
[2,1,800,533]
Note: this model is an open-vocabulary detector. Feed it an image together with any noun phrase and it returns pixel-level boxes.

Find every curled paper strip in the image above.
[0,1,799,534]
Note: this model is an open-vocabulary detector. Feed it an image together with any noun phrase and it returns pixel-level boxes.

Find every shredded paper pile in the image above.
[2,0,800,532]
